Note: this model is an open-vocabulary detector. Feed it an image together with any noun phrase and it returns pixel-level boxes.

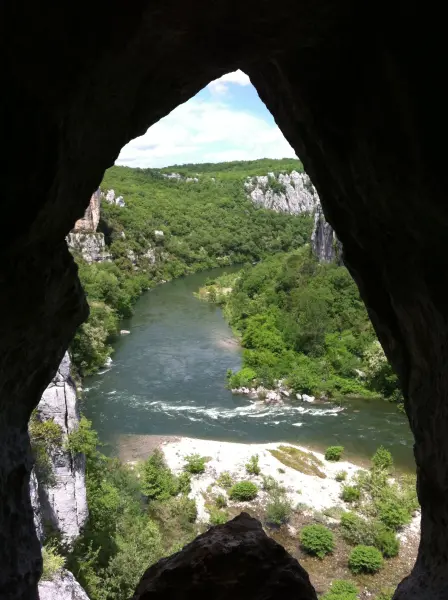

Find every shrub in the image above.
[183,454,207,474]
[348,545,383,574]
[41,543,65,581]
[266,496,292,526]
[325,446,344,461]
[296,502,310,512]
[375,528,400,558]
[177,472,192,494]
[229,481,258,501]
[341,485,360,503]
[300,524,335,558]
[217,471,233,489]
[215,494,227,508]
[377,499,411,530]
[209,508,229,525]
[372,446,393,471]
[278,468,285,474]
[335,470,347,482]
[340,512,377,546]
[322,579,359,600]
[141,450,179,500]
[246,454,261,476]
[261,475,285,494]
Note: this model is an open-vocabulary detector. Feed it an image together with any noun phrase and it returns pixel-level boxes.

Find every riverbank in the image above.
[119,434,420,597]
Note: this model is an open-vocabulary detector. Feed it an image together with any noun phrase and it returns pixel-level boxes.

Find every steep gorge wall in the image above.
[245,171,341,263]
[67,189,111,264]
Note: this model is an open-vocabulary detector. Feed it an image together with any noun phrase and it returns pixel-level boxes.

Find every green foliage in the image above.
[325,446,344,462]
[265,495,292,526]
[377,499,412,531]
[335,470,347,482]
[183,454,207,475]
[41,543,65,581]
[341,485,361,503]
[371,446,394,472]
[245,454,261,476]
[208,508,229,525]
[300,524,335,558]
[322,579,359,600]
[376,588,395,600]
[214,494,227,509]
[67,416,99,458]
[262,475,284,493]
[29,411,63,485]
[229,481,258,501]
[348,545,383,574]
[216,471,234,489]
[375,528,400,558]
[214,248,399,402]
[141,450,179,500]
[177,472,192,494]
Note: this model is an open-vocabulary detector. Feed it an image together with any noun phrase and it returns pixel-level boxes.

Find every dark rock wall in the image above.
[1,2,447,599]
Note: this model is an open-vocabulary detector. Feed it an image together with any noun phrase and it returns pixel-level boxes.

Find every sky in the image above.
[116,71,296,168]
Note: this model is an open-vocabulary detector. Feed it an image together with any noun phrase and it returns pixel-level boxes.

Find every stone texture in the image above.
[245,171,319,214]
[33,353,88,543]
[66,232,111,264]
[30,469,44,543]
[311,204,342,263]
[38,569,90,600]
[2,3,448,599]
[73,189,101,232]
[132,513,317,600]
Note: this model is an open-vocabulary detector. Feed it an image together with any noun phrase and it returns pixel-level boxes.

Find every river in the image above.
[84,267,415,470]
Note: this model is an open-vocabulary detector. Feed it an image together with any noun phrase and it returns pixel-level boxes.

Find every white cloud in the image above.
[207,70,251,95]
[116,94,296,168]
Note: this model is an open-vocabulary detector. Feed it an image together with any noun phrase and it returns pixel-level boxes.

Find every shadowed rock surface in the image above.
[132,513,317,600]
[1,2,448,599]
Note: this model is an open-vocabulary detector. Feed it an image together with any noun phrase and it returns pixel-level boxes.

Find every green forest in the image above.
[200,249,402,404]
[72,159,312,374]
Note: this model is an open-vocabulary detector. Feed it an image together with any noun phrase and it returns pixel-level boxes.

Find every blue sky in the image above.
[116,71,296,168]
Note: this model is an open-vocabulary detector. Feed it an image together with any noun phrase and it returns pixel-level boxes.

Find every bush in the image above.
[215,494,227,509]
[209,508,229,525]
[341,485,360,503]
[217,471,233,489]
[325,446,344,461]
[322,579,359,600]
[177,472,192,495]
[41,543,65,581]
[300,524,335,558]
[377,499,411,530]
[141,450,179,500]
[246,454,261,476]
[348,545,383,574]
[340,512,377,546]
[372,446,393,471]
[266,496,292,526]
[229,481,258,501]
[375,528,400,558]
[376,588,395,600]
[183,454,207,474]
[335,470,347,482]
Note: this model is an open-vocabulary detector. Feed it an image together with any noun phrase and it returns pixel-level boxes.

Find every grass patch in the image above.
[269,446,326,478]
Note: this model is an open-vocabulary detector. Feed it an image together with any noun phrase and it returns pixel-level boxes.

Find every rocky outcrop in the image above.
[311,204,342,264]
[132,513,317,600]
[104,189,125,207]
[245,171,319,214]
[39,569,89,600]
[32,353,88,544]
[66,232,111,264]
[73,190,101,233]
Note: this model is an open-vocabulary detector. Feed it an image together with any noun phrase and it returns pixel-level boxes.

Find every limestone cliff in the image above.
[73,190,101,232]
[66,232,111,264]
[245,171,341,263]
[39,570,89,600]
[31,353,88,543]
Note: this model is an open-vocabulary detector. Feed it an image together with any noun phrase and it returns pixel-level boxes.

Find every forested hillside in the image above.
[72,159,312,374]
[201,250,402,404]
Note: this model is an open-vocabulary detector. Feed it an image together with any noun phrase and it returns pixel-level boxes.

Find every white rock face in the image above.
[104,188,125,207]
[245,171,319,214]
[311,203,341,264]
[30,469,44,543]
[154,230,164,239]
[66,232,111,264]
[38,569,90,600]
[33,353,88,543]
